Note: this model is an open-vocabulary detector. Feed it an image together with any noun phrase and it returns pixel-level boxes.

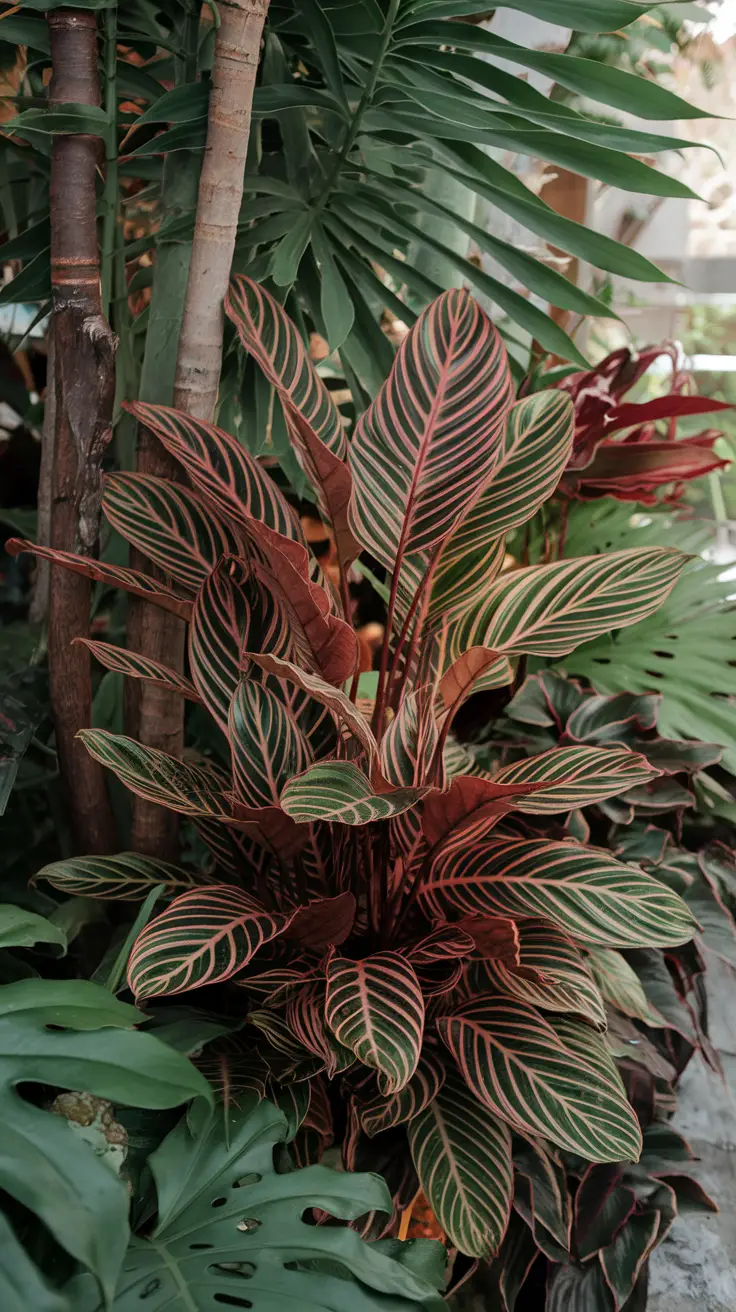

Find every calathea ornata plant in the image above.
[11,282,696,1261]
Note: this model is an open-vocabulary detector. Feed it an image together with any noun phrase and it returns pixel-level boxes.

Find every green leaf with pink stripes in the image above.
[451,547,687,660]
[430,390,574,623]
[4,540,191,620]
[127,885,294,999]
[422,834,694,947]
[325,951,425,1093]
[75,639,200,703]
[228,680,310,809]
[359,1050,447,1137]
[77,730,230,819]
[437,998,642,1161]
[280,761,426,825]
[102,473,244,593]
[348,289,513,582]
[408,1067,513,1258]
[491,744,658,812]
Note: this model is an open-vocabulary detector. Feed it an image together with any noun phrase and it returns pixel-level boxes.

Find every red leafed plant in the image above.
[12,282,698,1269]
[539,343,731,504]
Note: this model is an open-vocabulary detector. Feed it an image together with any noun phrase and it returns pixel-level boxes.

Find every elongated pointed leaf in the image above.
[453,548,687,659]
[128,886,294,999]
[467,918,606,1030]
[5,540,191,619]
[75,639,200,702]
[431,392,574,623]
[380,689,439,787]
[125,401,301,544]
[492,745,658,813]
[439,648,513,716]
[78,730,230,819]
[246,651,377,762]
[325,951,425,1093]
[348,289,513,576]
[423,834,694,948]
[229,680,310,809]
[34,852,209,902]
[102,473,244,593]
[281,761,426,825]
[408,1067,513,1258]
[360,1050,446,1136]
[286,982,356,1077]
[438,998,642,1161]
[587,948,666,1027]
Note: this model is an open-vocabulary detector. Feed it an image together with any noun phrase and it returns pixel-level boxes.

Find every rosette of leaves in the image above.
[16,280,697,1267]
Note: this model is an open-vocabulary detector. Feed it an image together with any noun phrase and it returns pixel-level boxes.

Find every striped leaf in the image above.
[228,680,310,810]
[359,1050,447,1137]
[492,745,658,813]
[437,998,642,1161]
[439,647,513,716]
[125,401,301,544]
[348,289,513,571]
[408,1067,513,1258]
[246,651,377,763]
[226,275,345,456]
[325,951,425,1093]
[34,852,206,902]
[127,885,294,999]
[514,1136,572,1253]
[102,473,243,592]
[423,834,695,948]
[423,775,543,853]
[286,982,356,1077]
[588,947,666,1027]
[406,924,476,998]
[78,730,230,819]
[5,540,191,619]
[431,391,574,623]
[75,640,200,703]
[225,277,360,570]
[280,761,426,825]
[452,548,687,660]
[380,690,439,787]
[466,918,607,1029]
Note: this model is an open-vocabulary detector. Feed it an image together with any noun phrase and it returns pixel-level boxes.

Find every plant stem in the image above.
[100,1,117,319]
[46,7,117,853]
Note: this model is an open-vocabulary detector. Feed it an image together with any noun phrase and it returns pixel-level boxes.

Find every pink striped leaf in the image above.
[33,851,209,902]
[291,1075,335,1167]
[492,744,659,813]
[380,689,439,788]
[430,390,574,624]
[439,647,513,719]
[77,730,230,818]
[466,917,606,1029]
[74,639,200,703]
[450,547,687,661]
[348,289,513,571]
[124,400,302,544]
[127,885,294,999]
[359,1050,446,1137]
[286,982,356,1077]
[5,540,191,620]
[587,947,666,1027]
[234,961,314,1005]
[422,775,543,852]
[249,545,359,688]
[422,833,695,947]
[102,472,243,593]
[225,275,345,457]
[437,998,642,1162]
[245,651,377,763]
[280,761,427,826]
[325,951,425,1093]
[228,680,310,809]
[404,924,475,998]
[408,1066,513,1259]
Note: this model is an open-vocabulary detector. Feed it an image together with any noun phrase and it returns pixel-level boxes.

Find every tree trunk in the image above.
[29,325,54,625]
[46,8,116,854]
[128,0,268,856]
[173,0,269,419]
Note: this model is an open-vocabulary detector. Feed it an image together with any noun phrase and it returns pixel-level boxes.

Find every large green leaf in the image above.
[437,998,642,1161]
[465,917,606,1029]
[0,1212,68,1312]
[0,979,209,1302]
[422,834,695,948]
[0,905,66,952]
[67,1099,447,1312]
[408,1068,513,1258]
[491,744,658,812]
[325,951,425,1093]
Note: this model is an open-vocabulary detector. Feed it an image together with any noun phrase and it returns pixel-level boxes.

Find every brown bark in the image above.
[129,1,268,856]
[173,0,269,419]
[29,325,54,625]
[46,8,116,853]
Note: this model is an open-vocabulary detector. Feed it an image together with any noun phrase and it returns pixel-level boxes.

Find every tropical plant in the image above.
[9,281,701,1277]
[65,1096,447,1312]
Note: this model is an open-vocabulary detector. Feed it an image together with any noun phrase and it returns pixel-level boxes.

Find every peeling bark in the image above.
[46,8,116,853]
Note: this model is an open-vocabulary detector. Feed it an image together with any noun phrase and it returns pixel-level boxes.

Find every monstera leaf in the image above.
[66,1098,447,1312]
[0,979,211,1304]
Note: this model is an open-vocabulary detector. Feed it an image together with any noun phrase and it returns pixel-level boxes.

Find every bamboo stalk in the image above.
[46,7,116,853]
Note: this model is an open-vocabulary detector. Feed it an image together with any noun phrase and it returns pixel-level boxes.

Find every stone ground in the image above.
[649,959,736,1312]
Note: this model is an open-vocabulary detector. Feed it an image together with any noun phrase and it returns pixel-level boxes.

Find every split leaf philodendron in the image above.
[12,282,695,1261]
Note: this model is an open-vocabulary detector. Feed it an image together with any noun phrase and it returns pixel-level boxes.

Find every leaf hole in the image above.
[652,650,675,660]
[190,1243,215,1251]
[236,1217,261,1233]
[211,1196,228,1208]
[213,1296,253,1308]
[138,1278,162,1300]
[233,1173,261,1189]
[211,1262,256,1279]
